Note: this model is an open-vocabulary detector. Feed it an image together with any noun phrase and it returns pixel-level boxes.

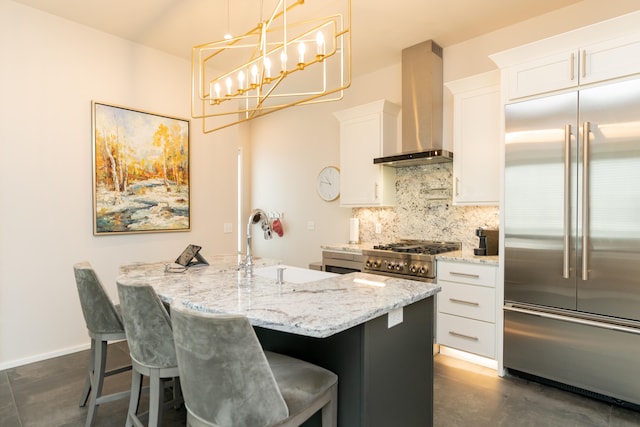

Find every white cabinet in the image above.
[334,100,400,207]
[446,71,500,205]
[437,260,498,359]
[501,32,640,101]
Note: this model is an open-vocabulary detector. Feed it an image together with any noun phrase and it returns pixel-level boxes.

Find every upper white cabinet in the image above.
[446,71,500,205]
[334,100,400,207]
[491,12,640,101]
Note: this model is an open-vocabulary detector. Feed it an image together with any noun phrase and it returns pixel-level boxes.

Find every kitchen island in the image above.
[118,255,440,427]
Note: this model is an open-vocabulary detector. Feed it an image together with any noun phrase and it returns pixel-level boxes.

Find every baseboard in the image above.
[0,343,90,371]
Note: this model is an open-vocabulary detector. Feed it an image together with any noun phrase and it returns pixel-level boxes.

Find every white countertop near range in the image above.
[118,254,440,339]
[321,243,499,266]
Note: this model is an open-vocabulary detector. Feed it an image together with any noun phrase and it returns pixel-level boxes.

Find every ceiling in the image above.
[12,0,583,77]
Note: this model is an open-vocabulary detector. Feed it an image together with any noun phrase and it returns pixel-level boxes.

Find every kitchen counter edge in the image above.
[436,250,499,266]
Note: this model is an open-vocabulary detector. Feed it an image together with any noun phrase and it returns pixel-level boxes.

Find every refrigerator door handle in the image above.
[582,121,590,281]
[563,124,571,279]
[504,304,640,335]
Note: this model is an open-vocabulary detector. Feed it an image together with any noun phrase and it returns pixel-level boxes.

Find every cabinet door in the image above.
[438,281,496,323]
[437,313,496,358]
[339,114,385,206]
[506,50,579,100]
[438,261,497,287]
[580,33,640,85]
[451,82,501,205]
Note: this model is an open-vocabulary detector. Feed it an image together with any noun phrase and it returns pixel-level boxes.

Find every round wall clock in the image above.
[317,166,340,201]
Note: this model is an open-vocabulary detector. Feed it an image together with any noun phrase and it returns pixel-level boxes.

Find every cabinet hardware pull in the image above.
[581,50,587,79]
[570,52,575,81]
[449,298,480,306]
[449,331,479,341]
[449,272,480,278]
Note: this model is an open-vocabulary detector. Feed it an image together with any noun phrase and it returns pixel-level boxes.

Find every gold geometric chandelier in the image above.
[191,0,351,133]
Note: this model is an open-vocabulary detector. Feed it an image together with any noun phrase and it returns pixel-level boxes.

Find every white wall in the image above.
[0,1,239,369]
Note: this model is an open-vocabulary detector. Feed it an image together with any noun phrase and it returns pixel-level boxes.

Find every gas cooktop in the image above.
[370,240,461,255]
[362,240,461,282]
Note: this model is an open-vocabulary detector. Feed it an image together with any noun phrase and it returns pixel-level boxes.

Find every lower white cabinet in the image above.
[437,260,498,359]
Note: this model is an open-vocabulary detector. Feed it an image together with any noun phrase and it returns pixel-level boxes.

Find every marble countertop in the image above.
[436,250,499,266]
[118,254,440,339]
[320,243,372,253]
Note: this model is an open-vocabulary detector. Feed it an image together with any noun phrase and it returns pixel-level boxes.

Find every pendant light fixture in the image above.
[191,0,351,133]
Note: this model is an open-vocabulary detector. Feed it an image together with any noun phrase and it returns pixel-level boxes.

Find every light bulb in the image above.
[280,51,287,72]
[226,77,232,95]
[238,71,245,89]
[264,57,272,78]
[214,82,221,98]
[316,32,325,55]
[298,41,306,64]
[251,64,258,85]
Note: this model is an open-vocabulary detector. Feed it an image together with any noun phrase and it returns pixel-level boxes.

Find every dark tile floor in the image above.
[1,342,639,426]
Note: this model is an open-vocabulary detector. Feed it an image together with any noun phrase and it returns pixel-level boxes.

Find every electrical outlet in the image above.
[223,223,232,233]
[307,221,315,231]
[375,223,382,234]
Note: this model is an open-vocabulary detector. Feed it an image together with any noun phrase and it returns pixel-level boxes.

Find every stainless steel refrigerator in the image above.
[504,77,640,406]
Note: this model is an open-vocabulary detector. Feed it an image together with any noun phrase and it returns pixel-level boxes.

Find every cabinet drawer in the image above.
[437,261,496,287]
[437,313,496,358]
[438,282,495,322]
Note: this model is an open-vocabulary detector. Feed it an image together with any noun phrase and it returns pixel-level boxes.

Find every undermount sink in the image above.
[252,265,338,284]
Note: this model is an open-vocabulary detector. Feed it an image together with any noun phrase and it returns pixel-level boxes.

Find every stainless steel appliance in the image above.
[362,240,461,282]
[373,40,453,167]
[504,77,640,407]
[322,250,363,274]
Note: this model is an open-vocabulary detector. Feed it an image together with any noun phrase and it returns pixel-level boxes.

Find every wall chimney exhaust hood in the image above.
[374,40,452,167]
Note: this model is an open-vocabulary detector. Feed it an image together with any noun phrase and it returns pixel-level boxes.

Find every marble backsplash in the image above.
[353,162,499,252]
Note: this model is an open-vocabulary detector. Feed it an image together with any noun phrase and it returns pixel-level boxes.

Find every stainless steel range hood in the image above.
[374,40,452,167]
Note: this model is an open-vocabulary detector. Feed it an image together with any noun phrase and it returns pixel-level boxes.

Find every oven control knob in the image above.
[395,263,403,271]
[387,263,394,270]
[373,260,380,268]
[419,266,427,274]
[365,260,372,268]
[410,265,418,273]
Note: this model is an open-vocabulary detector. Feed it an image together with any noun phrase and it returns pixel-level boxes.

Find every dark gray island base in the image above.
[255,296,434,427]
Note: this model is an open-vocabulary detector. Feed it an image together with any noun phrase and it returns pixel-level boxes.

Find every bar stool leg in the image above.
[79,338,96,407]
[125,370,143,427]
[85,339,108,427]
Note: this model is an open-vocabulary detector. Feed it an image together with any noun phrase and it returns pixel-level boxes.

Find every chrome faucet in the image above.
[243,209,273,277]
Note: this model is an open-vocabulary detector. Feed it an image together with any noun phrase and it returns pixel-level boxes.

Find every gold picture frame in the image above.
[92,101,191,235]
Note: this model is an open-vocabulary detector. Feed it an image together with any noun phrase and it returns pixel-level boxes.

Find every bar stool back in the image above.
[74,261,131,427]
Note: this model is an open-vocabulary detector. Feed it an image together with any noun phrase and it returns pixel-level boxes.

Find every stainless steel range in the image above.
[362,240,461,282]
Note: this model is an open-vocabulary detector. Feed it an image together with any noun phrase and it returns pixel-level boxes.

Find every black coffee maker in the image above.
[474,228,498,256]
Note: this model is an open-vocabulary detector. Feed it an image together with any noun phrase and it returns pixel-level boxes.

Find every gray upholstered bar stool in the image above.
[117,280,181,427]
[171,303,338,427]
[74,261,132,427]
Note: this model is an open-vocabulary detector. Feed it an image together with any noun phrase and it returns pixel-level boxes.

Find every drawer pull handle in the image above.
[449,298,480,307]
[449,272,480,278]
[449,331,479,341]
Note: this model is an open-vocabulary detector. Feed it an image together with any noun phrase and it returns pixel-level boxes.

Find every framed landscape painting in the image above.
[92,101,190,235]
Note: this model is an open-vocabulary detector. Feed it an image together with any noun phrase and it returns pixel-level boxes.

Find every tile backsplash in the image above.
[353,162,499,252]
